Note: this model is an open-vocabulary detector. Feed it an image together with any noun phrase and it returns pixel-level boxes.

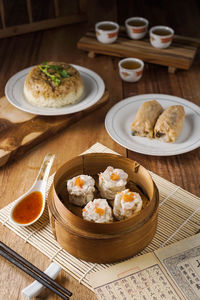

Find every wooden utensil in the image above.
[48,153,159,263]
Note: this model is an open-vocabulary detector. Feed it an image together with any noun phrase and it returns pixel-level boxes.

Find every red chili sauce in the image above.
[12,191,43,224]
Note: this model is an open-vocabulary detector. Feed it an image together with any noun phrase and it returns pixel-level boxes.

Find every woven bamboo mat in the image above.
[0,142,200,291]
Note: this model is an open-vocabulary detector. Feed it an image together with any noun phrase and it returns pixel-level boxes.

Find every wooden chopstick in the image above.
[0,242,72,299]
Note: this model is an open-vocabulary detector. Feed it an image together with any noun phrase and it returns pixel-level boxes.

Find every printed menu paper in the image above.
[89,233,200,300]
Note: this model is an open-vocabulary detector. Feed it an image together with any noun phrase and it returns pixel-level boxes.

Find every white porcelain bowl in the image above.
[118,58,144,82]
[125,17,148,40]
[95,21,119,44]
[149,25,174,49]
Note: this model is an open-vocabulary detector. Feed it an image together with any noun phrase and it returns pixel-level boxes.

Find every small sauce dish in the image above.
[95,21,119,44]
[125,17,148,40]
[10,153,55,227]
[149,25,174,49]
[118,58,144,82]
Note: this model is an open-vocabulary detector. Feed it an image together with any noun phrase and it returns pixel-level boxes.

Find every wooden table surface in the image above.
[0,1,200,299]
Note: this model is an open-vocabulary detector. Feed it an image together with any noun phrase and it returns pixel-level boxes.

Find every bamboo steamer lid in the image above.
[47,153,159,263]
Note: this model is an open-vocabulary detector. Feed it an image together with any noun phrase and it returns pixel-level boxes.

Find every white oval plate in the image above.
[5,65,105,116]
[105,94,200,156]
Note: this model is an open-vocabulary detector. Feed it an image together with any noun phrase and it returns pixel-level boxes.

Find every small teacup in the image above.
[150,25,174,49]
[125,17,148,40]
[118,58,144,82]
[95,21,119,44]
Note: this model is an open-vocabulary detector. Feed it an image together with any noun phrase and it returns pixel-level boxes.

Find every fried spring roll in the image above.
[154,105,185,143]
[131,100,163,139]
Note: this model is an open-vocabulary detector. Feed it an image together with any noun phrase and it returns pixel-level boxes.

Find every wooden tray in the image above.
[0,91,109,167]
[77,28,200,73]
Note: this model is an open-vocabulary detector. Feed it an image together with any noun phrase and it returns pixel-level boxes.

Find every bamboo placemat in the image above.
[0,142,200,291]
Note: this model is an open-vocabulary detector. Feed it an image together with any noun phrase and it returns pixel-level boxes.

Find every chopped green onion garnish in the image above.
[39,62,71,86]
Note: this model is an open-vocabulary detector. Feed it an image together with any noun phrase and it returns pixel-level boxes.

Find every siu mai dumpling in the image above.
[98,166,128,200]
[67,175,95,206]
[131,100,163,139]
[82,199,113,223]
[113,189,143,220]
[154,105,185,143]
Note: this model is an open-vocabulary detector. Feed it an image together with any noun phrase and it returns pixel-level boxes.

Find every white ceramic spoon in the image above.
[10,153,55,227]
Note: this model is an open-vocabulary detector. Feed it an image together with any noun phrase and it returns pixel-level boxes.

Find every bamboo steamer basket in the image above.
[47,153,159,263]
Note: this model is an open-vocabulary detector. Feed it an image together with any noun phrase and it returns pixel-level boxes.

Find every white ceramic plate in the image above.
[5,65,105,116]
[105,94,200,156]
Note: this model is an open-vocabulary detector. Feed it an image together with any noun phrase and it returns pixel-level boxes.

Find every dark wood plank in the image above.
[0,14,87,38]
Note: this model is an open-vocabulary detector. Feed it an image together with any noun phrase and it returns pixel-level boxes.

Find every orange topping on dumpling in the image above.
[122,192,135,202]
[95,205,105,216]
[82,208,86,212]
[75,177,84,188]
[110,173,120,181]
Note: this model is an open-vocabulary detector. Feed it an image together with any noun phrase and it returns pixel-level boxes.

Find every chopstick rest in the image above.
[0,242,72,299]
[22,262,61,300]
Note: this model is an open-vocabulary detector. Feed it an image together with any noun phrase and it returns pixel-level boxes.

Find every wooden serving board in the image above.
[77,28,200,73]
[0,91,109,167]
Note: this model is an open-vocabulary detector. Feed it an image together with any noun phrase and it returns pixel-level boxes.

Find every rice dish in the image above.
[113,189,143,220]
[82,199,113,223]
[24,62,84,108]
[98,166,128,199]
[67,175,95,206]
